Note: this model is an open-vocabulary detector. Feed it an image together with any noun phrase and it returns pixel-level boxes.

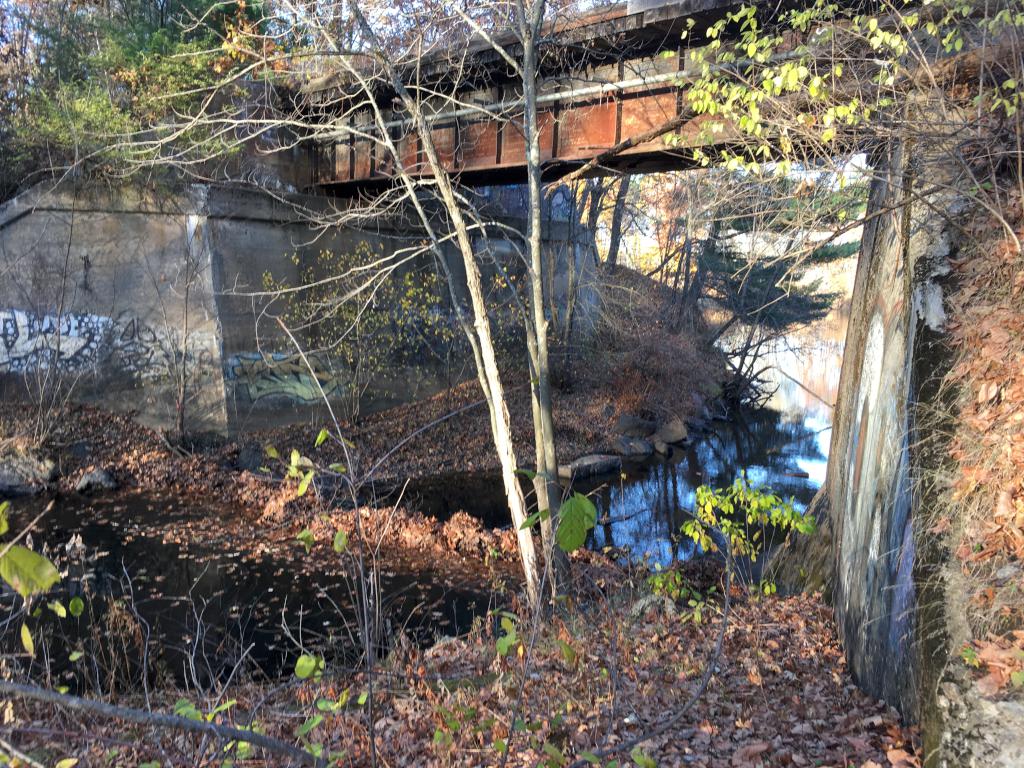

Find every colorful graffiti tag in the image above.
[224,352,346,403]
[0,308,191,379]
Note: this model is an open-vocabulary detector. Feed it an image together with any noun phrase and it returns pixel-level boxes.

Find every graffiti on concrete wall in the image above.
[1,310,110,372]
[225,352,345,404]
[0,308,206,379]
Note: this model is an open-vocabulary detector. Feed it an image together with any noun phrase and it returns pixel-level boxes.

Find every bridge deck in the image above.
[307,0,749,191]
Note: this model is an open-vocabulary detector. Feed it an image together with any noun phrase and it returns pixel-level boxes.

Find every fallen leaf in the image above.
[975,670,1005,696]
[732,741,771,767]
[887,748,920,767]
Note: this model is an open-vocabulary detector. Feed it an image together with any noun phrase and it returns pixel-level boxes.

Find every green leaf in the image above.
[290,449,300,469]
[579,751,601,764]
[1011,670,1024,688]
[55,759,79,768]
[315,428,330,448]
[174,698,203,721]
[433,728,452,746]
[542,742,566,765]
[20,623,34,656]
[296,715,323,737]
[630,746,657,768]
[357,692,368,706]
[332,529,348,554]
[209,699,237,718]
[0,500,9,536]
[555,493,597,553]
[557,639,577,666]
[519,508,550,530]
[296,529,315,553]
[316,697,342,712]
[69,650,84,662]
[49,600,67,618]
[515,468,537,480]
[297,470,314,497]
[496,616,518,657]
[0,545,60,599]
[69,596,84,618]
[264,444,279,459]
[295,654,322,680]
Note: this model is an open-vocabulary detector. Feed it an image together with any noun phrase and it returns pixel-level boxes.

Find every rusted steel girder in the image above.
[310,78,727,189]
[307,0,760,191]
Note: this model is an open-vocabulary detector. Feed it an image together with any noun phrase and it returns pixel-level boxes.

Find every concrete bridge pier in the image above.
[782,118,1024,764]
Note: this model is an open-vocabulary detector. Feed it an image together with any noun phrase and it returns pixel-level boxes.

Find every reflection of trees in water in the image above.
[16,494,485,685]
[589,405,826,566]
[700,407,825,497]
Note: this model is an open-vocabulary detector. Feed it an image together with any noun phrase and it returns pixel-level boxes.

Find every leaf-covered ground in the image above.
[5,572,920,767]
[928,188,1024,698]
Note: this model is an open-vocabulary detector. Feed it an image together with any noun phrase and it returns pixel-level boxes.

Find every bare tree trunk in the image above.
[518,0,569,598]
[605,174,631,271]
[350,1,541,607]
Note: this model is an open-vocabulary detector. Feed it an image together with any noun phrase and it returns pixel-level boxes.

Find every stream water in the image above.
[398,324,843,570]
[2,316,845,685]
[5,492,489,686]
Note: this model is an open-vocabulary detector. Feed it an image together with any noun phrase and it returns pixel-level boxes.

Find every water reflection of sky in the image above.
[584,313,846,568]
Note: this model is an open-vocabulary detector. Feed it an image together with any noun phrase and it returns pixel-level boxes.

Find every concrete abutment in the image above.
[0,182,590,434]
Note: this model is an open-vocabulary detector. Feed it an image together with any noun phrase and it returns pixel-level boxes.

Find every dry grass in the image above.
[568,267,720,421]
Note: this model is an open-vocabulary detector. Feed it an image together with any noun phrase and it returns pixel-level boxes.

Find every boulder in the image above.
[235,441,265,473]
[614,414,656,438]
[557,454,622,481]
[75,468,118,494]
[0,449,57,496]
[654,416,688,445]
[614,436,654,458]
[653,439,669,455]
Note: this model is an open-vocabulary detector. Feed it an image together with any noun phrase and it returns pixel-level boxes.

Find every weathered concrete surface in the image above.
[0,184,228,433]
[772,132,958,716]
[784,125,1024,764]
[0,182,590,433]
[824,139,936,718]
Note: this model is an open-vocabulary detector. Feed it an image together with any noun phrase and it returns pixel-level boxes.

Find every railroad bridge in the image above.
[302,0,777,192]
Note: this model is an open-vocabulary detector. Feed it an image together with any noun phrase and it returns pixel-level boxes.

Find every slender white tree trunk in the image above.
[518,0,569,597]
[350,3,541,605]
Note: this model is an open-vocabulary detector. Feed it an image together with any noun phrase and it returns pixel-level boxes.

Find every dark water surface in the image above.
[5,493,489,684]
